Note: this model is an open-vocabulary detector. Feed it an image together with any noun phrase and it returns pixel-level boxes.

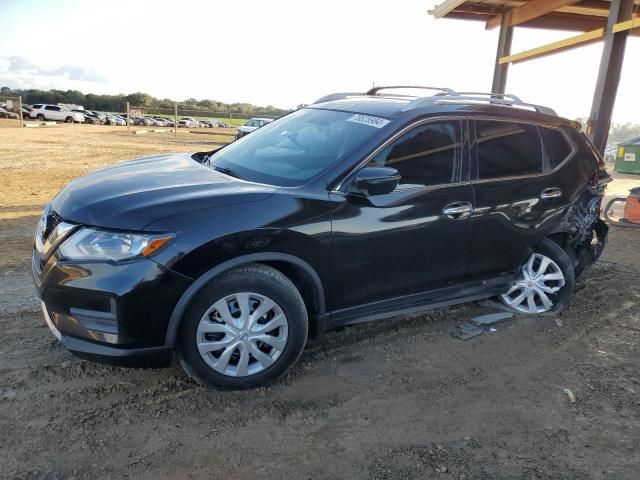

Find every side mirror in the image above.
[348,166,400,197]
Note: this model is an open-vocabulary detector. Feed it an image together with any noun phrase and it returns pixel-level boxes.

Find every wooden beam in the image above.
[499,28,604,64]
[486,0,582,30]
[558,5,610,17]
[492,15,514,94]
[429,0,468,18]
[612,17,640,32]
[498,17,640,65]
[519,12,608,31]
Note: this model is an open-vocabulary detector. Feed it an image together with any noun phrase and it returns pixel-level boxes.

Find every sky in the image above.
[0,0,638,123]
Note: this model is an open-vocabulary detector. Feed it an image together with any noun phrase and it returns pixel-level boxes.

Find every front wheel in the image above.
[65,116,74,123]
[176,264,308,390]
[500,239,575,315]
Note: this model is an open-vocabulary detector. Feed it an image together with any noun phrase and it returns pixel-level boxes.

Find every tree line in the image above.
[0,86,291,116]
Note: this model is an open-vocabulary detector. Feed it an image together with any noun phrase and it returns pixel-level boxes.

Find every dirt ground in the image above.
[1,125,639,479]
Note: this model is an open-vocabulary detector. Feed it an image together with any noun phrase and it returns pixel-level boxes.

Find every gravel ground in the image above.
[1,126,639,479]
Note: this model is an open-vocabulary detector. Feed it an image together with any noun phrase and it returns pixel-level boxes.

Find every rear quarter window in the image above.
[539,127,573,170]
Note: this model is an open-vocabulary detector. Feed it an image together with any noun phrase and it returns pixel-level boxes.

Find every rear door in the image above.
[330,118,474,312]
[466,119,570,278]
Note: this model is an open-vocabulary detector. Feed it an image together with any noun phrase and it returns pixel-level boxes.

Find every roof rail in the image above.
[403,91,557,116]
[313,92,364,104]
[313,86,557,116]
[366,85,456,96]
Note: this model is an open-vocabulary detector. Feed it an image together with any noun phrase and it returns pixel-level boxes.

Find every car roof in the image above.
[309,93,578,128]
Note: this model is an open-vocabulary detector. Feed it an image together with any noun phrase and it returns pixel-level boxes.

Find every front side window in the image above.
[368,121,460,188]
[476,120,542,179]
[209,108,385,186]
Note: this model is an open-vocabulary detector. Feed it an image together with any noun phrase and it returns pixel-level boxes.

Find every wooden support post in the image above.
[587,0,634,154]
[126,101,130,134]
[174,103,178,139]
[491,15,513,94]
[18,96,23,128]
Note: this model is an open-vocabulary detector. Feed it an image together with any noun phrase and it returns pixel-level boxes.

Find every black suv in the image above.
[33,87,609,389]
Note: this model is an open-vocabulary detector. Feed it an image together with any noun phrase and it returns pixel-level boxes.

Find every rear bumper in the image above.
[41,302,173,368]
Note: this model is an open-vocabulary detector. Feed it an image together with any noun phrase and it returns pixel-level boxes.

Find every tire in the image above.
[499,238,575,315]
[176,263,308,390]
[37,114,45,121]
[65,116,73,123]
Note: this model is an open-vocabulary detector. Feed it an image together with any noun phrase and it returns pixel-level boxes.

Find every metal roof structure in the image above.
[429,0,640,153]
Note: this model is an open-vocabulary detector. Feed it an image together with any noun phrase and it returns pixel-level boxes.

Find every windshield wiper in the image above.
[212,165,243,179]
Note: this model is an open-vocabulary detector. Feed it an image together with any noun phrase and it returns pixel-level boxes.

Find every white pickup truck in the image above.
[29,104,85,123]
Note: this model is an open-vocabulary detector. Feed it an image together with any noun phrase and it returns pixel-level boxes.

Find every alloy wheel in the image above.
[500,253,565,314]
[196,292,288,377]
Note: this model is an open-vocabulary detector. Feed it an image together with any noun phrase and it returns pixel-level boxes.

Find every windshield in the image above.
[209,108,386,186]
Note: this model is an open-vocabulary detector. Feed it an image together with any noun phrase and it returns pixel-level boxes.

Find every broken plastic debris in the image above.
[489,327,497,332]
[563,388,576,403]
[470,311,513,326]
[451,323,484,340]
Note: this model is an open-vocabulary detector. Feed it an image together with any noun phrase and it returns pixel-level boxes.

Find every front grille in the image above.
[43,210,63,241]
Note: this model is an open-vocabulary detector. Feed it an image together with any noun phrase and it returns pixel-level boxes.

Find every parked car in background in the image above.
[32,86,610,390]
[105,114,126,126]
[29,104,85,123]
[88,110,107,124]
[198,121,210,128]
[21,106,32,119]
[236,117,273,138]
[217,120,232,128]
[0,106,19,119]
[152,117,173,127]
[72,109,100,125]
[133,117,153,126]
[180,117,199,128]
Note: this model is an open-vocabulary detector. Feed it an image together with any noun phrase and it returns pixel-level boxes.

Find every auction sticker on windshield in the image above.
[347,114,390,129]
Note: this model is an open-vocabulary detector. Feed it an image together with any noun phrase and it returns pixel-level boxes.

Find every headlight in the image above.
[58,228,174,261]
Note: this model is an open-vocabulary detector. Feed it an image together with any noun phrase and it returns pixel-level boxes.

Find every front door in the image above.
[330,119,473,313]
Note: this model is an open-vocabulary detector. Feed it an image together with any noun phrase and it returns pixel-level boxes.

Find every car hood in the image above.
[52,152,279,230]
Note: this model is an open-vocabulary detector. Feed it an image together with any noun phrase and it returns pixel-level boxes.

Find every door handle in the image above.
[442,201,473,219]
[540,187,562,200]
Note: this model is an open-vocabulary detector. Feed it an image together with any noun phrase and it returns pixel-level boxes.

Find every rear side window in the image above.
[45,105,60,111]
[476,120,542,179]
[369,121,460,187]
[539,127,572,170]
[32,104,42,109]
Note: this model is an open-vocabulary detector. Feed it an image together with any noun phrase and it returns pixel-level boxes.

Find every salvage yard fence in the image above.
[0,95,24,127]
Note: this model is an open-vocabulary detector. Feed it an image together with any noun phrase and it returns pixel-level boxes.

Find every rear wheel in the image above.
[65,116,73,123]
[500,238,575,314]
[176,264,308,390]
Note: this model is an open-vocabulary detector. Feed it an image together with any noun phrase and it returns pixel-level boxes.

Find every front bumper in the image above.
[33,245,192,367]
[41,302,173,367]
